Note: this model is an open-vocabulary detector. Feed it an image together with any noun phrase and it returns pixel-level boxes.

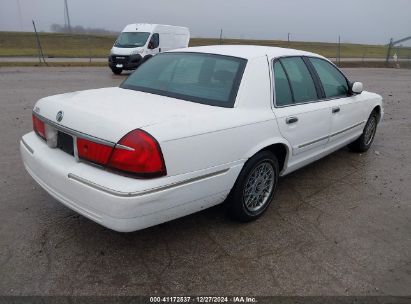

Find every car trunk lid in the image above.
[34,87,222,143]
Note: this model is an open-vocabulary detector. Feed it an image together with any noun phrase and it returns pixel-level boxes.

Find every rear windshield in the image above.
[120,52,247,107]
[115,32,150,48]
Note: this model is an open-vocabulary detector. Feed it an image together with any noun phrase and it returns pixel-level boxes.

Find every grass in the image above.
[1,31,410,60]
[0,31,114,57]
[191,38,411,59]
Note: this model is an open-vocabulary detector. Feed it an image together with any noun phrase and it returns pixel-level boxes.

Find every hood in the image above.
[111,46,143,56]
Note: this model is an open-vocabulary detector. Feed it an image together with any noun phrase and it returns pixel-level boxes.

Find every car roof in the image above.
[170,45,325,60]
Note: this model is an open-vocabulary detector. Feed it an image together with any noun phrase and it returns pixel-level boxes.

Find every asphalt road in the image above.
[0,67,410,296]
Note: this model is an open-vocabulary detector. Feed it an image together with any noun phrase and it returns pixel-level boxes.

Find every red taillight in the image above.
[32,114,46,139]
[77,138,113,166]
[108,129,166,177]
[33,119,165,178]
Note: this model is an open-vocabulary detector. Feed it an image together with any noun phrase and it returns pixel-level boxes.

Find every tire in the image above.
[111,67,122,75]
[227,151,279,222]
[142,55,152,63]
[348,111,378,153]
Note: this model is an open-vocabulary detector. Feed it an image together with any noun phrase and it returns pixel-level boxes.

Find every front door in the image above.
[147,33,160,55]
[307,57,365,149]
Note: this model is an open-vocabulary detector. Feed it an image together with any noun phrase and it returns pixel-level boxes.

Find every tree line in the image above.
[50,24,119,35]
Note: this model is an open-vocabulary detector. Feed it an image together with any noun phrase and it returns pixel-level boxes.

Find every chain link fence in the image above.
[0,31,410,68]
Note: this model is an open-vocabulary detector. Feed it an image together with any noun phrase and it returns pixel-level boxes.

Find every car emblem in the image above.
[56,111,64,122]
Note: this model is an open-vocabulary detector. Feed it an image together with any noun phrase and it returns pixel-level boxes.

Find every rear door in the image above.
[273,57,331,161]
[307,58,366,148]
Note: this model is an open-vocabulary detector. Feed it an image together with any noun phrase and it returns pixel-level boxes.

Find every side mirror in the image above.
[148,42,154,49]
[351,82,363,94]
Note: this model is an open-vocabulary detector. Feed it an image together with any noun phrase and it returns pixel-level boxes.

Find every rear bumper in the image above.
[20,132,241,232]
[108,54,142,70]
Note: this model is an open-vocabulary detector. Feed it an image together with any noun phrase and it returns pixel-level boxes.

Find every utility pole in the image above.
[219,29,223,45]
[386,38,393,66]
[287,33,290,44]
[64,0,71,32]
[337,35,341,66]
[88,35,92,64]
[17,0,23,31]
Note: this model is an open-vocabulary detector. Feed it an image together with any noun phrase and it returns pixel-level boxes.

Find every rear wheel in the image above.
[111,67,122,75]
[227,151,279,222]
[348,111,378,152]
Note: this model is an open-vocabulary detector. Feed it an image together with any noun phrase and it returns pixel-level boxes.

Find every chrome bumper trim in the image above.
[32,111,116,147]
[21,139,34,154]
[68,169,229,197]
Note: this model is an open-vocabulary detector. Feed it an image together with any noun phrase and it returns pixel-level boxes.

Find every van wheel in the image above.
[227,151,279,222]
[348,111,378,153]
[142,55,152,63]
[111,68,122,75]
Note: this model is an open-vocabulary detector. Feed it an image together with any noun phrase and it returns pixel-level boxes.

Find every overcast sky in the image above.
[1,0,410,45]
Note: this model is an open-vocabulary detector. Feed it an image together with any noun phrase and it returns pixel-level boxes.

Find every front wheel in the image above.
[227,151,279,222]
[348,112,378,153]
[111,67,122,75]
[142,55,152,63]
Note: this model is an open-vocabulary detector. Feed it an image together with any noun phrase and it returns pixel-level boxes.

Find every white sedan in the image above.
[20,45,383,232]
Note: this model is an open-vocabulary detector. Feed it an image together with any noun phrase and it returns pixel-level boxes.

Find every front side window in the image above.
[115,32,150,48]
[121,53,247,107]
[309,58,349,98]
[149,33,160,49]
[280,57,318,103]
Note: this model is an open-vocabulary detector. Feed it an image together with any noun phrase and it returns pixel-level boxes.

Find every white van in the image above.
[108,23,190,74]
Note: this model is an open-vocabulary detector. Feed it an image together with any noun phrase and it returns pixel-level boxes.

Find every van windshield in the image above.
[114,32,150,48]
[120,52,247,107]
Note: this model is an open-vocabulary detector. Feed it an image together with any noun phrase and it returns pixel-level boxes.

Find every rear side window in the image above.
[121,52,247,107]
[280,57,318,103]
[309,58,348,98]
[273,62,293,106]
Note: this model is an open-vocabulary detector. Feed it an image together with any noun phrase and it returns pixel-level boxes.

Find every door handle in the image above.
[332,107,340,114]
[286,117,298,124]
[159,48,162,53]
